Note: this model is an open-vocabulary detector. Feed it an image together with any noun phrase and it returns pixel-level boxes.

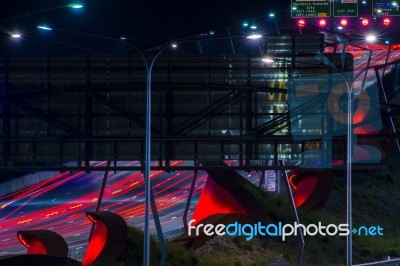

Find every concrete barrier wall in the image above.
[0,171,60,196]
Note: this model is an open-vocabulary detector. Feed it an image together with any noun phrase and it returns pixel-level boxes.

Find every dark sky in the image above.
[0,0,290,54]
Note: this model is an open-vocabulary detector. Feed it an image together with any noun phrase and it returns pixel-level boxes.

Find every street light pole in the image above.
[36,26,262,265]
[142,46,174,266]
[302,52,354,265]
[35,26,168,266]
[116,39,173,266]
[346,78,353,266]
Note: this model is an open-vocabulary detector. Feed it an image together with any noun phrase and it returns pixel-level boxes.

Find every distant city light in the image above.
[120,36,127,40]
[385,40,390,44]
[37,25,53,31]
[362,0,367,4]
[11,33,21,38]
[68,3,84,9]
[242,22,249,27]
[250,25,257,29]
[262,57,274,63]
[269,13,275,17]
[171,43,178,48]
[246,34,263,39]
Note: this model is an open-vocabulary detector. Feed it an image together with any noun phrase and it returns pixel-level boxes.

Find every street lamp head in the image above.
[171,43,178,48]
[366,34,376,42]
[120,36,127,40]
[68,3,84,9]
[37,25,53,31]
[246,34,263,40]
[11,33,22,38]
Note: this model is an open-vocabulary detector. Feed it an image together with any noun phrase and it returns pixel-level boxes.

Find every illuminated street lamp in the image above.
[366,34,376,42]
[246,34,263,39]
[37,25,53,31]
[68,3,84,9]
[11,33,22,38]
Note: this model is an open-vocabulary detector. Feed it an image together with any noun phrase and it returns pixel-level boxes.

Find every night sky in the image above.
[0,0,289,54]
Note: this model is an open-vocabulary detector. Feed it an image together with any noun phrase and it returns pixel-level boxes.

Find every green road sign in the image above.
[291,0,331,18]
[333,0,358,17]
[373,0,400,16]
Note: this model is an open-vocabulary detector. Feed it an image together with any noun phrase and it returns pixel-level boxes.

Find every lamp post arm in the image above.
[1,5,72,23]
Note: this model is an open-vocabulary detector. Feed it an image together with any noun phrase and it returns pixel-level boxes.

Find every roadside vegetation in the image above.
[113,168,400,265]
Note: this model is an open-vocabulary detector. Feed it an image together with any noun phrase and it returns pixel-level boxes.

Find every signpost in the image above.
[333,0,358,17]
[373,0,400,16]
[291,0,331,18]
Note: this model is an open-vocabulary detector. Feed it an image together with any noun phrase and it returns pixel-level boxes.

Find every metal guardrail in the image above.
[164,227,185,241]
[354,258,400,266]
[269,259,289,266]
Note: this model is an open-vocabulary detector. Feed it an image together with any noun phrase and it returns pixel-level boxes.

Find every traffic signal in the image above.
[297,19,306,29]
[361,18,370,27]
[382,17,391,27]
[317,18,328,28]
[339,18,349,27]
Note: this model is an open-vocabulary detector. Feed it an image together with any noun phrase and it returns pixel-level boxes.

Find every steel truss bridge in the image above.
[1,38,400,176]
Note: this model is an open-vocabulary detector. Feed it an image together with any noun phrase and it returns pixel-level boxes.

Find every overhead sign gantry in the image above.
[333,0,358,17]
[291,0,359,18]
[373,0,400,16]
[291,0,331,18]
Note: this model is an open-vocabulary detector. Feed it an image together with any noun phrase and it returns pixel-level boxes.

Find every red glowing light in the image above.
[17,234,47,255]
[27,238,47,255]
[293,176,319,207]
[288,173,299,190]
[383,17,391,26]
[361,18,369,26]
[191,177,249,225]
[82,220,107,266]
[340,18,349,27]
[318,18,327,28]
[297,19,306,28]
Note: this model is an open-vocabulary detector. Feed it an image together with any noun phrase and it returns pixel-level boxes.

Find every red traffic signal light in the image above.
[361,18,370,27]
[317,18,328,28]
[297,19,306,28]
[383,17,391,26]
[339,18,349,27]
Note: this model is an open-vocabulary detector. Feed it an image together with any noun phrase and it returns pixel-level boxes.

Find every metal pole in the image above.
[183,161,200,231]
[143,48,169,266]
[346,79,353,266]
[315,53,353,265]
[89,160,111,240]
[150,189,167,266]
[280,160,304,266]
[143,64,152,266]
